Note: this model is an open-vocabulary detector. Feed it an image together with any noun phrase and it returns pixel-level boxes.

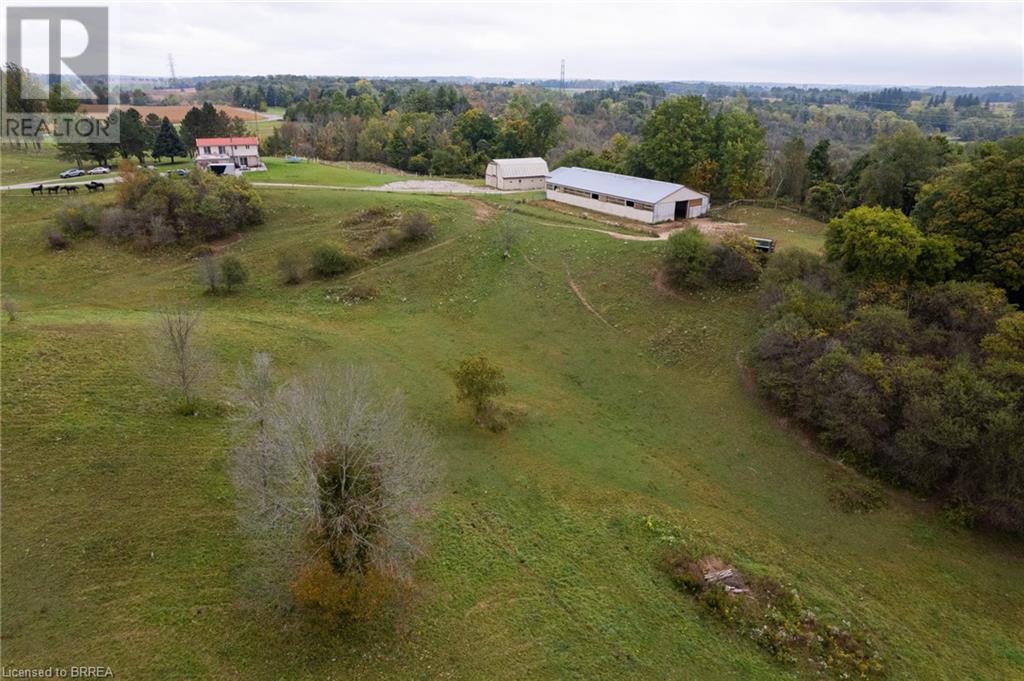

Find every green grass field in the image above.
[2,186,1022,680]
[255,157,406,186]
[0,150,90,185]
[719,204,833,252]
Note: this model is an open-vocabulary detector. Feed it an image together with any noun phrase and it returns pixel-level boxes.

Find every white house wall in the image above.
[546,189,658,223]
[497,176,547,190]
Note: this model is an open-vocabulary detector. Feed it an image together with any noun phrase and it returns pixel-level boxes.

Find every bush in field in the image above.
[400,211,434,241]
[231,364,438,621]
[44,228,68,250]
[750,250,1024,534]
[710,233,763,285]
[277,249,304,285]
[311,244,357,278]
[664,228,713,289]
[54,201,102,236]
[452,356,508,430]
[97,206,136,242]
[220,255,249,292]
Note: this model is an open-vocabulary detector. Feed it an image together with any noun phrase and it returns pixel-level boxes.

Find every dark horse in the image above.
[86,181,105,192]
[46,185,61,195]
[30,184,43,196]
[62,185,78,194]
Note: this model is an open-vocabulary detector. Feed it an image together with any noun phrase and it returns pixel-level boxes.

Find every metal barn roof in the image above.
[490,157,549,178]
[547,167,706,204]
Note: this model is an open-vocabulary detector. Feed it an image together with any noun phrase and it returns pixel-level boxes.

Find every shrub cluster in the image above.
[47,165,264,250]
[752,250,1024,533]
[311,244,358,278]
[664,229,765,289]
[371,211,435,254]
[662,542,885,679]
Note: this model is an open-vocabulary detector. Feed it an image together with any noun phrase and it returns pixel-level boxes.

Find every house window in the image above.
[626,200,635,208]
[591,193,599,200]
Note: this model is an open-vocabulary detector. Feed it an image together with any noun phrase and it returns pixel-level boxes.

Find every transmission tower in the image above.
[167,53,177,89]
[560,59,565,92]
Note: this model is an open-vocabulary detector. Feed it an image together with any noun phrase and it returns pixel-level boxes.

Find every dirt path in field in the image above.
[465,197,499,221]
[566,267,614,328]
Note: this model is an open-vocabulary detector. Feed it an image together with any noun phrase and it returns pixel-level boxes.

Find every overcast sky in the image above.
[27,1,1024,86]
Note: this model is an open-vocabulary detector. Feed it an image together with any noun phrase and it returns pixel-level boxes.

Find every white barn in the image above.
[485,157,549,190]
[546,167,710,224]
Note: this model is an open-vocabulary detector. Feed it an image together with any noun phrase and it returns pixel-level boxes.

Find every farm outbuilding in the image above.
[485,157,549,190]
[545,167,710,224]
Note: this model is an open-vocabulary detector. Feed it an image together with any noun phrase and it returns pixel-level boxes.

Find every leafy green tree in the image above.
[454,108,497,153]
[807,139,834,185]
[220,255,249,292]
[826,207,922,281]
[637,96,715,188]
[825,206,955,283]
[524,102,561,156]
[853,126,955,213]
[913,139,1024,295]
[777,137,808,203]
[452,356,507,424]
[152,117,187,163]
[806,182,846,220]
[56,141,91,168]
[713,109,766,198]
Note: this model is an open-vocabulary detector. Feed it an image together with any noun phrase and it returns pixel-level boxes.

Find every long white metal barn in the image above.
[485,157,549,190]
[546,167,710,223]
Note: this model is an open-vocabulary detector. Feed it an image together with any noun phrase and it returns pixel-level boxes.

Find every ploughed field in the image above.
[1,185,1022,680]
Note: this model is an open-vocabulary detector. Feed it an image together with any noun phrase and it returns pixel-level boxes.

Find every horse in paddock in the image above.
[62,185,78,194]
[30,184,43,196]
[86,181,105,192]
[46,185,61,195]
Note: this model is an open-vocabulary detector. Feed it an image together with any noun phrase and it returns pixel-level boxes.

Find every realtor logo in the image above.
[2,5,118,142]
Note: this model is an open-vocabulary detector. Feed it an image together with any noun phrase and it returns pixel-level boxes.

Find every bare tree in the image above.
[2,298,17,322]
[232,364,438,615]
[148,308,213,411]
[199,254,219,293]
[231,351,275,433]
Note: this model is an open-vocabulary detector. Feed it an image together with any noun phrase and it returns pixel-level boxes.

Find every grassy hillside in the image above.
[2,187,1022,680]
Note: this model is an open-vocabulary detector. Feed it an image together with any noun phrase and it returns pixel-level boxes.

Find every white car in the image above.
[59,168,85,178]
[87,166,110,175]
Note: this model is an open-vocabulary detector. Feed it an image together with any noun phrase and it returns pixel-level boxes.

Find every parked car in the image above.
[166,168,190,176]
[87,166,110,175]
[59,168,85,178]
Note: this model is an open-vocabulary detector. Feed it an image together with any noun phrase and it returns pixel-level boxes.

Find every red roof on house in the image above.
[195,136,259,147]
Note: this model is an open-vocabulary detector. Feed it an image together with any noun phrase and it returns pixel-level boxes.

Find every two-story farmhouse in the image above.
[194,136,265,174]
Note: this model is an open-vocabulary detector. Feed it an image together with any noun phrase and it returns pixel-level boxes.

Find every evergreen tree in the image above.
[115,108,152,164]
[152,117,187,163]
[807,139,834,185]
